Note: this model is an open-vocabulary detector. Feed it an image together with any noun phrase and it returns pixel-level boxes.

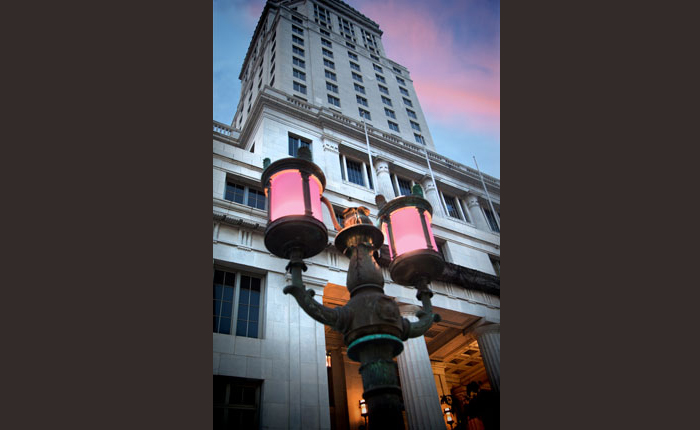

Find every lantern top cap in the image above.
[377,194,433,220]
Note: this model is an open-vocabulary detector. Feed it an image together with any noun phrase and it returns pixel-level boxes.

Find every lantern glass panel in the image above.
[389,207,437,256]
[268,169,324,222]
[381,222,393,259]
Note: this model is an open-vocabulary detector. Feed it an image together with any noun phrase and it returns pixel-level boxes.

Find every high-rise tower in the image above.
[214,1,500,429]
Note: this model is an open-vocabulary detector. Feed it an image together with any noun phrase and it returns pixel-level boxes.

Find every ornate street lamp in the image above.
[261,148,442,429]
[359,398,368,428]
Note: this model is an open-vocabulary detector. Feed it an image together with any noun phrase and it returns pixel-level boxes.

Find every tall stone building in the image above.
[213,1,500,429]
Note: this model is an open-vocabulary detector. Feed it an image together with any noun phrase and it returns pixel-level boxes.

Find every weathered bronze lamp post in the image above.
[261,148,443,429]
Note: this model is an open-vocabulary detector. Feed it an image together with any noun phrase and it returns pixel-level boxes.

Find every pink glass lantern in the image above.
[378,190,444,286]
[261,150,328,259]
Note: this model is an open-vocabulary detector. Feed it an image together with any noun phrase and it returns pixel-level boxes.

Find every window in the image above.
[348,51,358,60]
[375,74,386,83]
[293,68,306,81]
[346,159,364,186]
[359,108,371,120]
[320,28,330,36]
[288,134,311,157]
[292,35,304,45]
[414,133,425,145]
[378,85,389,95]
[270,50,275,63]
[214,376,261,429]
[293,81,306,94]
[406,108,417,119]
[370,54,379,61]
[322,48,333,58]
[356,95,368,106]
[394,67,403,75]
[292,25,303,35]
[324,58,335,69]
[346,42,356,50]
[373,63,383,72]
[381,96,392,106]
[410,121,421,131]
[442,194,464,220]
[321,38,332,48]
[352,72,363,82]
[483,207,500,233]
[354,83,365,94]
[327,94,340,107]
[399,87,409,96]
[213,269,263,338]
[403,97,413,107]
[396,76,406,85]
[384,108,395,119]
[349,61,361,71]
[391,174,413,197]
[225,181,266,210]
[292,46,304,56]
[388,121,399,132]
[293,56,305,68]
[326,82,338,93]
[325,69,337,81]
[292,15,303,24]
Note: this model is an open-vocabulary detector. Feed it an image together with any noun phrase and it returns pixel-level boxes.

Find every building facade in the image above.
[213,1,500,429]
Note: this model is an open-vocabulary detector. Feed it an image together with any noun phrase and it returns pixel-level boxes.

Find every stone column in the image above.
[396,305,446,430]
[465,194,490,232]
[473,324,500,394]
[373,158,396,200]
[420,177,443,216]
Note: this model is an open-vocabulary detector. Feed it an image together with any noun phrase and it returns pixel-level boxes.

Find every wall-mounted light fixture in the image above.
[326,351,331,368]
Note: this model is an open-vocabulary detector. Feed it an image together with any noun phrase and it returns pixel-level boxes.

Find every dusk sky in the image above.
[213,0,500,178]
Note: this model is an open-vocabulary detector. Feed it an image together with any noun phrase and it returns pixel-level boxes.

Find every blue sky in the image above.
[213,0,500,178]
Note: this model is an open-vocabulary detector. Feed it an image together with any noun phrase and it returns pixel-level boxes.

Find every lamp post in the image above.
[261,148,443,429]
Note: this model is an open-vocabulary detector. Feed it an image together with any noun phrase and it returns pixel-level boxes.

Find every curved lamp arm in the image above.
[402,277,442,339]
[283,250,348,332]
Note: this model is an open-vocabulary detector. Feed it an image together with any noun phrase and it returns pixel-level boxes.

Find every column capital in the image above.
[465,193,482,208]
[420,176,436,191]
[473,323,500,337]
[374,158,390,173]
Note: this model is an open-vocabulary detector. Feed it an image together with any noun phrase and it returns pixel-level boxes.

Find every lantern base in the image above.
[264,215,328,259]
[389,249,445,286]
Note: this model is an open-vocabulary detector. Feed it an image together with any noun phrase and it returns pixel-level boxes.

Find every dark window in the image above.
[396,76,406,85]
[326,82,338,93]
[320,28,330,36]
[373,63,383,72]
[225,181,266,210]
[406,108,417,119]
[327,94,340,107]
[356,95,368,106]
[394,67,403,75]
[225,183,245,204]
[348,51,358,60]
[414,134,425,145]
[354,83,365,94]
[410,121,421,131]
[388,121,399,132]
[292,35,304,45]
[444,195,461,219]
[292,46,304,56]
[324,58,335,69]
[375,74,386,83]
[288,134,311,157]
[346,159,364,186]
[359,108,371,120]
[484,207,500,233]
[247,189,265,210]
[352,72,363,82]
[384,108,395,119]
[399,87,409,96]
[293,68,306,81]
[403,97,413,107]
[293,81,306,94]
[213,270,262,338]
[292,25,303,35]
[325,70,337,81]
[381,96,392,106]
[214,376,261,429]
[322,48,333,58]
[321,38,332,48]
[346,42,356,50]
[370,54,379,61]
[292,15,303,24]
[293,57,305,68]
[378,85,389,95]
[396,177,412,196]
[350,61,361,71]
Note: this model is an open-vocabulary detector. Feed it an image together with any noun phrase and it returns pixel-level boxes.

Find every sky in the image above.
[213,0,500,178]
